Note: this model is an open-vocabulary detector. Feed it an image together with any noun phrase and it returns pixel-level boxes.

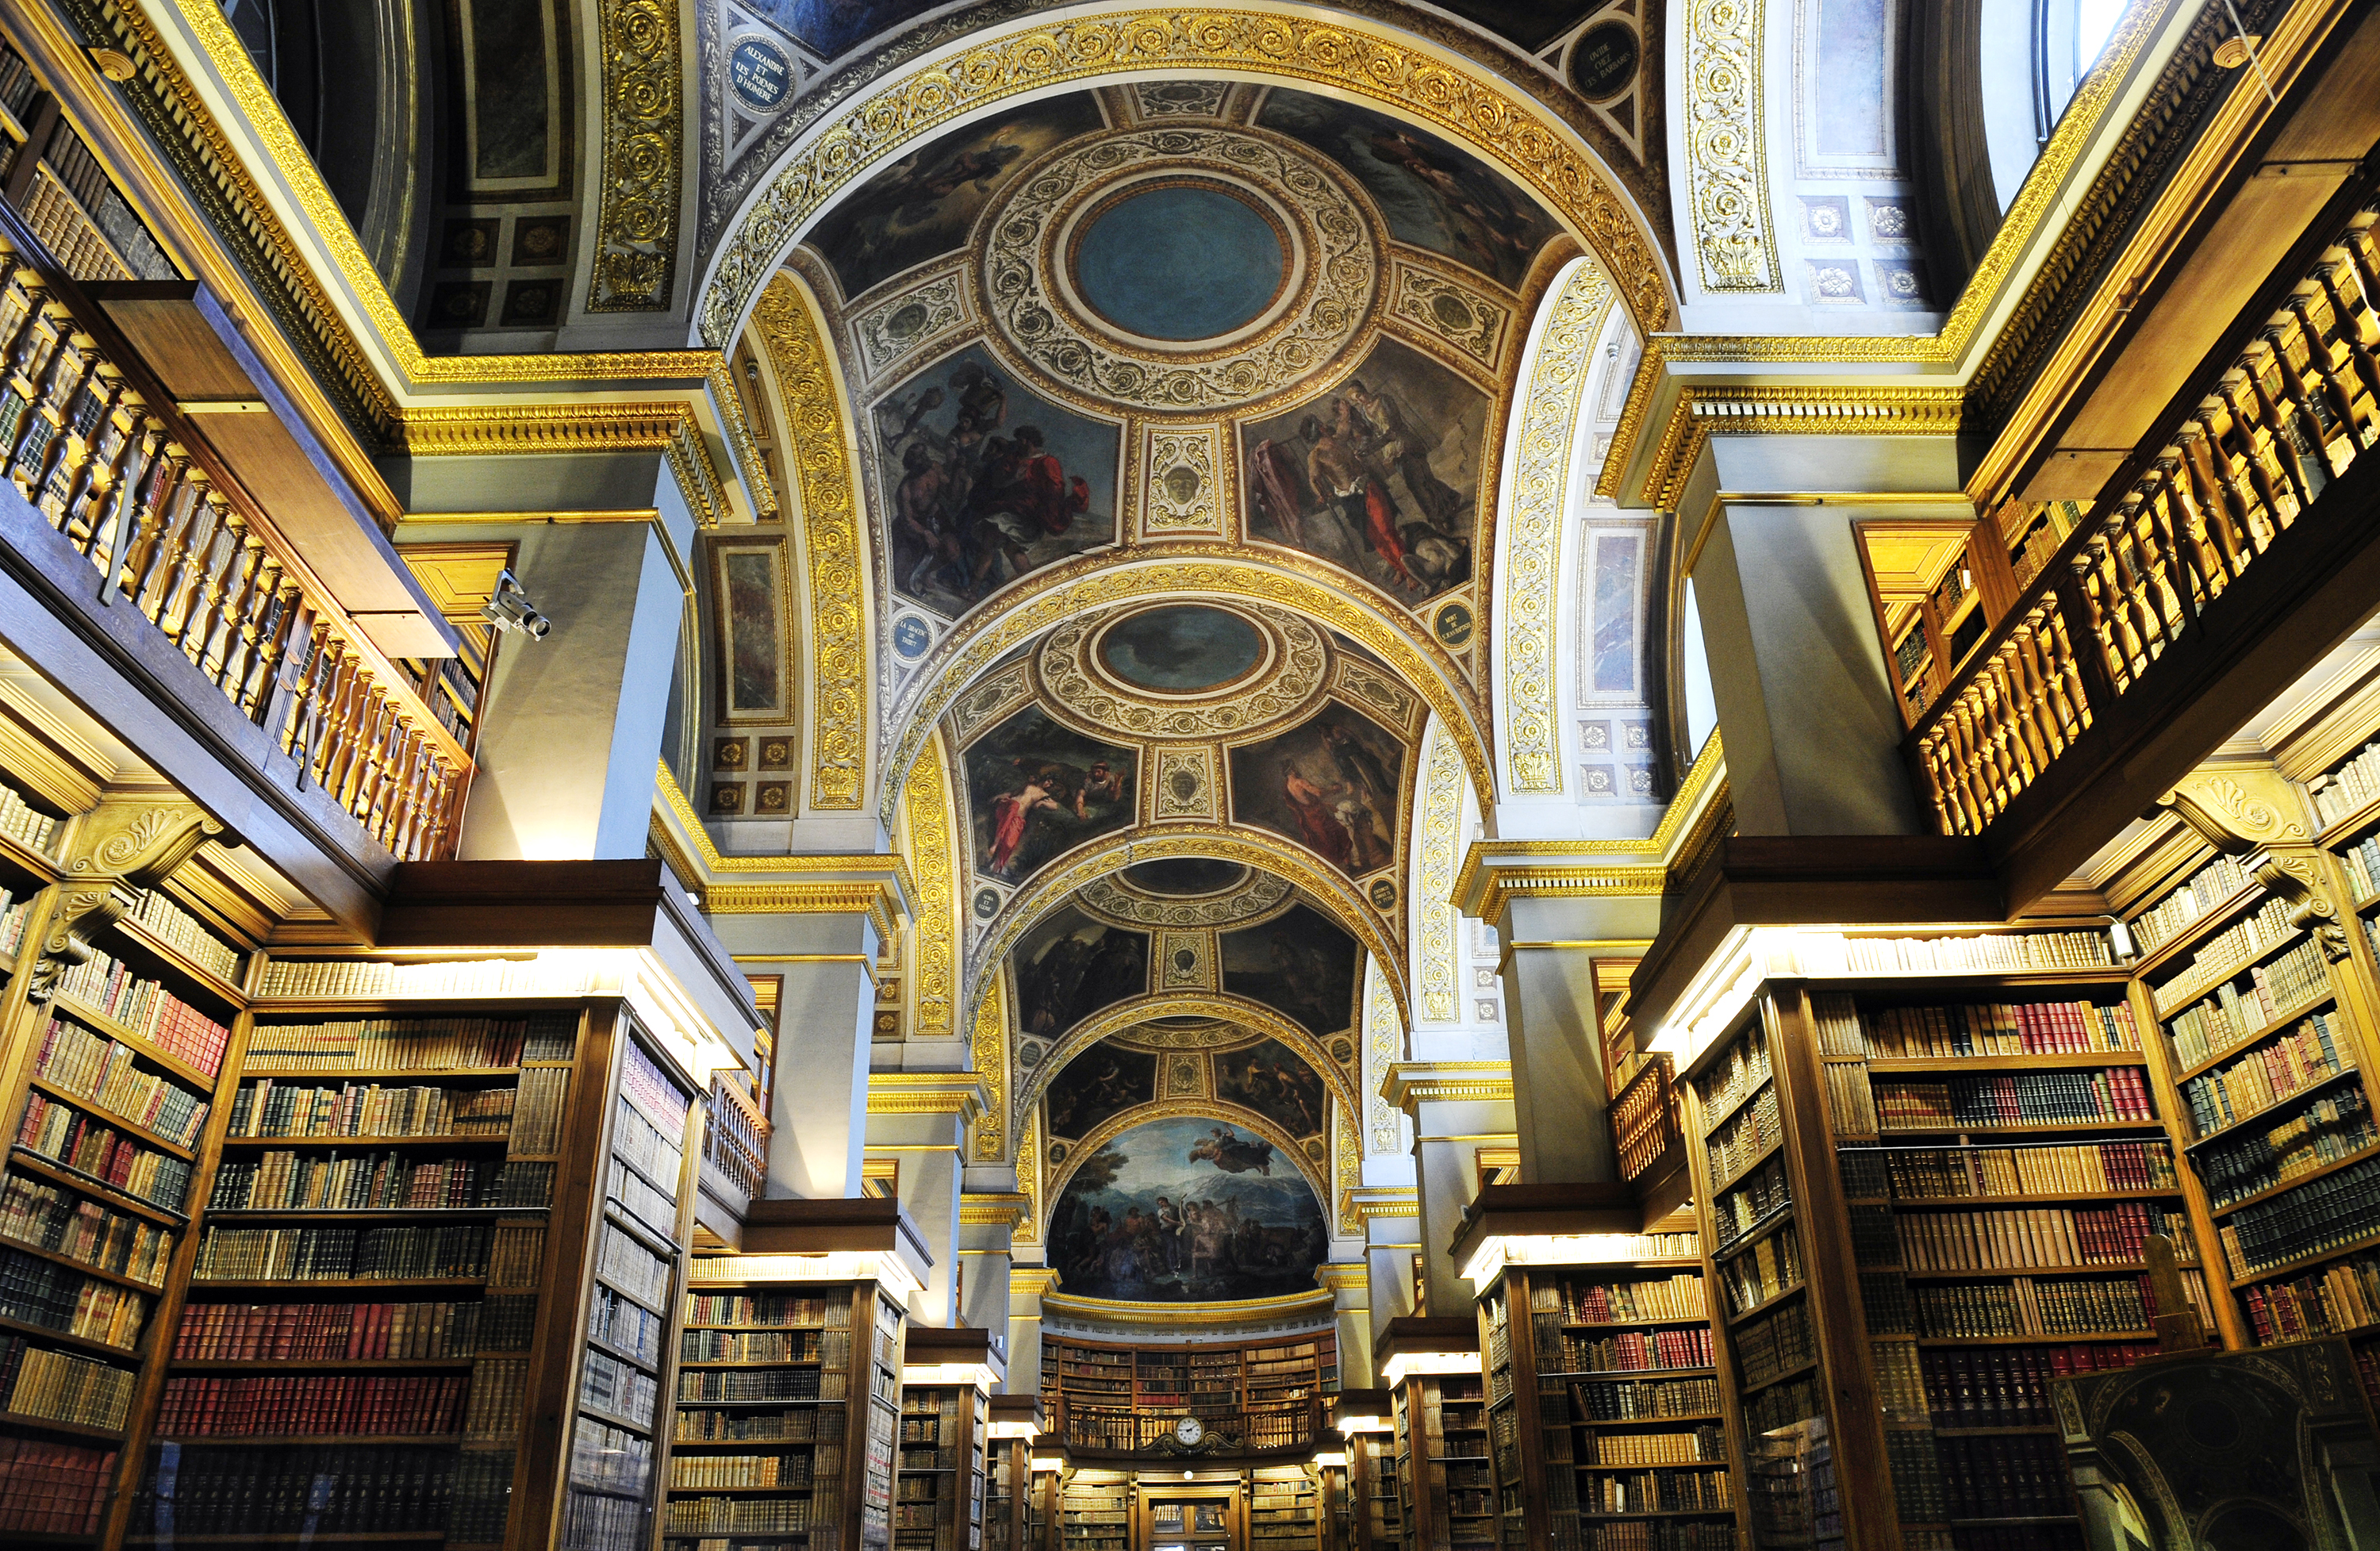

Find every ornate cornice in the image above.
[1380,1062,1513,1115]
[1315,1262,1369,1294]
[654,764,913,939]
[867,1072,989,1121]
[395,405,726,527]
[699,9,1676,351]
[1450,731,1726,917]
[1348,1186,1419,1222]
[1038,1287,1335,1327]
[960,1192,1032,1229]
[1625,386,1964,509]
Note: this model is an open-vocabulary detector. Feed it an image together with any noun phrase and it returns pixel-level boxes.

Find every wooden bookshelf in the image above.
[1056,1467,1129,1551]
[896,1331,992,1551]
[1038,1331,1336,1456]
[1248,1465,1320,1551]
[984,1393,1041,1551]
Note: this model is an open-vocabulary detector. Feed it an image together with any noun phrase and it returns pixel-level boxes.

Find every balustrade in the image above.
[0,219,471,860]
[1912,205,2380,838]
[702,1072,770,1205]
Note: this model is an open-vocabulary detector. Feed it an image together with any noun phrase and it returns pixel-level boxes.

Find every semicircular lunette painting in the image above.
[1048,1114,1327,1303]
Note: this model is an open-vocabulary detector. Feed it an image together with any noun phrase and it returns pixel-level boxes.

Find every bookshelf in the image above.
[1389,1369,1488,1551]
[984,1394,1040,1551]
[1250,1464,1320,1551]
[1056,1467,1129,1551]
[897,1329,996,1551]
[1038,1332,1337,1455]
[1327,1392,1395,1551]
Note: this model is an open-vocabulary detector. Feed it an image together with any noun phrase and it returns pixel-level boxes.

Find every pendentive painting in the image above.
[804,94,1107,298]
[1214,1039,1330,1139]
[874,342,1122,620]
[963,705,1136,885]
[1219,904,1361,1037]
[1227,704,1406,879]
[1012,905,1150,1040]
[1254,89,1560,289]
[1048,1114,1329,1303]
[1239,337,1488,604]
[712,543,788,723]
[1043,1043,1159,1140]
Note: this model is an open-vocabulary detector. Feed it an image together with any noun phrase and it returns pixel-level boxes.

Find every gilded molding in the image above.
[1348,1186,1419,1222]
[31,800,230,1001]
[1390,260,1509,371]
[587,0,683,311]
[750,274,869,809]
[1014,1105,1042,1243]
[1414,728,1464,1026]
[1077,870,1292,930]
[1033,601,1329,743]
[393,404,727,528]
[1038,1288,1334,1326]
[1380,1061,1514,1115]
[1139,425,1225,536]
[881,553,1492,825]
[1334,1105,1361,1235]
[866,1072,989,1120]
[708,882,906,943]
[1362,958,1403,1155]
[1633,385,1963,509]
[709,363,778,520]
[900,739,958,1036]
[699,9,1675,350]
[1316,1261,1368,1293]
[972,977,1008,1161]
[1501,260,1616,794]
[1449,732,1726,912]
[1681,0,1778,293]
[959,1192,1031,1229]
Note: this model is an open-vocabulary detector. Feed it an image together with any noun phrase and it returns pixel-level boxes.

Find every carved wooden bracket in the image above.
[29,798,232,1001]
[2155,771,2347,962]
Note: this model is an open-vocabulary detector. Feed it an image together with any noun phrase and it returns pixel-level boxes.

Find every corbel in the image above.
[29,797,234,1000]
[2156,771,2347,961]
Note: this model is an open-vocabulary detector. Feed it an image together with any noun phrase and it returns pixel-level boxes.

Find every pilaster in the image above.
[1383,1063,1514,1317]
[866,1073,988,1326]
[1007,1265,1061,1396]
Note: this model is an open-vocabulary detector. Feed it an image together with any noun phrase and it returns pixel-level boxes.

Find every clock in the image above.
[1174,1415,1205,1447]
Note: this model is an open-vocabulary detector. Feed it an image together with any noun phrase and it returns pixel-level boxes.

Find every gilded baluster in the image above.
[2041,595,2092,727]
[2289,294,2369,460]
[155,482,219,639]
[180,509,242,672]
[380,726,427,849]
[1918,737,1963,836]
[0,296,63,455]
[2013,624,2070,752]
[2002,643,2056,770]
[115,428,178,604]
[139,468,205,624]
[355,699,401,835]
[2179,423,2255,574]
[282,620,332,767]
[2211,387,2285,543]
[211,521,267,690]
[346,685,395,820]
[84,403,154,584]
[2098,532,2157,670]
[2155,453,2227,604]
[2127,484,2191,635]
[318,649,365,799]
[2240,342,2318,515]
[245,576,302,724]
[2315,263,2380,444]
[1944,705,1988,828]
[10,326,90,500]
[59,372,129,548]
[225,553,282,712]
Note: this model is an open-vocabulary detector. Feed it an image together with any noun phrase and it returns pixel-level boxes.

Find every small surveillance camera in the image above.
[482,569,551,640]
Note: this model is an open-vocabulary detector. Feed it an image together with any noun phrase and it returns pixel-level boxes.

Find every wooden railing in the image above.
[0,217,472,860]
[1050,1396,1319,1457]
[702,1072,770,1204]
[1609,1055,1682,1184]
[1910,204,2380,838]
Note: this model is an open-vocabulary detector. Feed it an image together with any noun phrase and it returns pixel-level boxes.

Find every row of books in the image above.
[0,1246,146,1349]
[2336,831,2380,904]
[678,1405,847,1442]
[684,1290,854,1327]
[1545,1326,1715,1376]
[614,1092,687,1191]
[1534,1273,1708,1325]
[1572,1375,1723,1421]
[590,1283,666,1368]
[1825,997,2140,1058]
[0,782,59,853]
[0,1435,115,1535]
[1824,1065,1880,1134]
[31,1019,209,1146]
[597,1219,674,1309]
[1580,1468,1729,1514]
[1579,1426,1728,1467]
[1733,1300,1815,1391]
[2240,1245,2380,1341]
[1847,1139,2178,1200]
[2179,1013,2352,1135]
[621,1036,694,1134]
[1916,1342,2159,1429]
[2130,852,2254,950]
[13,1100,191,1208]
[2165,948,2335,1069]
[669,1496,817,1534]
[243,1012,570,1071]
[129,1443,465,1534]
[171,1296,528,1359]
[2,1337,135,1428]
[2313,744,2380,826]
[1581,1522,1737,1550]
[154,1372,471,1436]
[208,1151,555,1212]
[190,1223,495,1281]
[0,1173,172,1284]
[124,886,242,981]
[2195,1084,2375,1207]
[1908,1273,2187,1338]
[466,1356,529,1440]
[2218,1151,2380,1275]
[1872,1067,2155,1128]
[1889,1201,2196,1271]
[672,1449,817,1488]
[1937,1434,2075,1519]
[1715,1226,1803,1317]
[681,1326,845,1364]
[681,1366,850,1403]
[48,958,231,1076]
[0,892,29,957]
[582,1346,659,1422]
[1692,1029,1772,1120]
[255,957,597,1000]
[612,1151,680,1238]
[2152,895,2300,1014]
[225,1078,515,1138]
[1704,1087,1782,1190]
[570,1413,654,1495]
[1797,929,2114,974]
[562,1486,650,1551]
[1711,1156,1792,1248]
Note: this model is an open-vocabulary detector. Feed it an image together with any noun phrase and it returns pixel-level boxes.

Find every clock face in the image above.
[1174,1416,1205,1445]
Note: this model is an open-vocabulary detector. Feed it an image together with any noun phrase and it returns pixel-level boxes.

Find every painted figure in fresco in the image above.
[1307,405,1422,593]
[1363,129,1541,282]
[1324,720,1395,805]
[1188,1125,1275,1176]
[1246,435,1314,547]
[1347,378,1464,528]
[1280,760,1353,870]
[985,764,1072,877]
[1023,931,1094,1038]
[1156,1197,1183,1273]
[1081,759,1129,810]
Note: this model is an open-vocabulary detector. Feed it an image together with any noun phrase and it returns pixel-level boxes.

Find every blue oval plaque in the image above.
[729,37,793,113]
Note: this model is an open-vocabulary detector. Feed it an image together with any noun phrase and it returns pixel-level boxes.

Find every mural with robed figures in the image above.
[1219,904,1361,1037]
[963,706,1136,885]
[1226,704,1406,878]
[1255,90,1560,288]
[1214,1038,1330,1139]
[1012,904,1150,1041]
[804,94,1106,297]
[1048,1114,1328,1303]
[873,343,1121,620]
[1239,337,1487,603]
[1044,1045,1159,1140]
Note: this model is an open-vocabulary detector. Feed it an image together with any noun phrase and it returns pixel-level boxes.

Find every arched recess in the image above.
[1491,256,1622,802]
[962,827,1410,1038]
[1361,954,1407,1157]
[694,8,1679,354]
[1407,714,1468,1031]
[1044,1098,1330,1219]
[1012,992,1362,1145]
[746,271,877,814]
[881,553,1494,827]
[895,731,963,1038]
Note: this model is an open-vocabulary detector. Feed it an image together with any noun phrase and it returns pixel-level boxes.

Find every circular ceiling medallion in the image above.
[1093,605,1268,694]
[980,127,1378,413]
[1077,867,1292,928]
[1071,182,1289,343]
[1121,858,1249,896]
[1038,601,1330,740]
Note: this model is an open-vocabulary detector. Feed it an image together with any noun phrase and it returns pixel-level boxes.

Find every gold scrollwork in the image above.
[588,0,684,312]
[36,800,229,1002]
[1077,870,1292,929]
[1363,957,1404,1154]
[973,977,1009,1161]
[1682,0,1779,293]
[750,274,869,808]
[1034,601,1328,743]
[900,737,958,1035]
[1502,259,1617,793]
[1141,426,1225,536]
[1415,726,1465,1026]
[1390,261,1510,371]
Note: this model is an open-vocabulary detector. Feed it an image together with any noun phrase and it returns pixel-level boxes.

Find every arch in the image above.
[963,824,1410,1035]
[1361,954,1406,1157]
[895,731,962,1036]
[1018,990,1361,1140]
[883,551,1493,826]
[1491,257,1620,799]
[1045,1097,1330,1212]
[696,8,1677,354]
[1408,714,1467,1029]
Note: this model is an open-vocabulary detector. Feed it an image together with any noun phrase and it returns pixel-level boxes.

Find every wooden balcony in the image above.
[0,206,470,877]
[1908,191,2380,907]
[1046,1395,1322,1461]
[698,1070,770,1225]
